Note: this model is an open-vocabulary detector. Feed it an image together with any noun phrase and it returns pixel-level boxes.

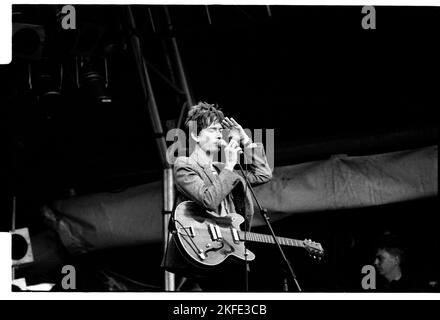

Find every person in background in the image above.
[373,235,418,292]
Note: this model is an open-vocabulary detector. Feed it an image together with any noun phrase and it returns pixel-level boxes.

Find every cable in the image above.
[162,213,172,270]
[11,196,16,232]
[240,150,251,292]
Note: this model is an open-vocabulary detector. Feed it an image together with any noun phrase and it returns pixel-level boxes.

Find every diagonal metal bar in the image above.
[164,6,195,108]
[124,5,169,169]
[143,58,185,95]
[205,5,212,25]
[267,5,272,17]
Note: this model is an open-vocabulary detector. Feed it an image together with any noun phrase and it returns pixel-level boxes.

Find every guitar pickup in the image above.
[214,225,222,239]
[208,224,218,240]
[230,227,240,243]
[209,224,223,241]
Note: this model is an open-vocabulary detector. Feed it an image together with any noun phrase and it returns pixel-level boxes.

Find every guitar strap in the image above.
[231,177,254,230]
[168,189,182,234]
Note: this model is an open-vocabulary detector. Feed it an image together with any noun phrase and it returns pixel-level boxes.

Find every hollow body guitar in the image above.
[173,201,324,268]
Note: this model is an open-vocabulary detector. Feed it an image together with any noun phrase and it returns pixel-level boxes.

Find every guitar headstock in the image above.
[303,239,324,261]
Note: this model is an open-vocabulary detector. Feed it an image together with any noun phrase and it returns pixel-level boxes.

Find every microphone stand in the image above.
[237,162,302,292]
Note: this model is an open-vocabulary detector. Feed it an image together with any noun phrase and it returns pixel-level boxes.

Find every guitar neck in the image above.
[238,231,305,248]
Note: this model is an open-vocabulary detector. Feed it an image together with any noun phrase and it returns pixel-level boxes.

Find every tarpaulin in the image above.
[44,145,437,255]
[43,181,163,255]
[254,145,437,222]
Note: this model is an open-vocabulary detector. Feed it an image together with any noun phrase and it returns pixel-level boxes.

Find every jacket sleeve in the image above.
[174,157,241,212]
[240,142,273,186]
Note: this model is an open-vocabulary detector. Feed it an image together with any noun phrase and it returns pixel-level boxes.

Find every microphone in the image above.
[218,139,228,148]
[228,133,241,145]
[218,139,243,154]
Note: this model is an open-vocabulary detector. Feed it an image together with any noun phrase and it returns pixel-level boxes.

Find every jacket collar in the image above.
[190,152,215,183]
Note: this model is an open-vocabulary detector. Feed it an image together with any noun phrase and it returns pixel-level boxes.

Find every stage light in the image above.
[77,56,112,103]
[12,23,45,60]
[11,228,34,266]
[38,72,62,97]
[27,61,64,112]
[81,70,112,103]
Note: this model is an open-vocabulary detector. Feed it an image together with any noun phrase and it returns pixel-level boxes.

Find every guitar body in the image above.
[173,201,255,268]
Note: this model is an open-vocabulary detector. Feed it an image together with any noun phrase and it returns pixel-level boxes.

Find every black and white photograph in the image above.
[1,3,438,296]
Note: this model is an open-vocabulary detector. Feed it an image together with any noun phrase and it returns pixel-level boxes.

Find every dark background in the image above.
[1,5,438,292]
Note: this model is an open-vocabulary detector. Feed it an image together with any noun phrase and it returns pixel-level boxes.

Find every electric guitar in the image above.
[173,201,324,267]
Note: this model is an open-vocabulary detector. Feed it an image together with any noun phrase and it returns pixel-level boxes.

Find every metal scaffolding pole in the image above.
[125,6,197,291]
[124,6,169,169]
[124,6,175,291]
[163,168,175,291]
[162,6,196,291]
[164,6,195,109]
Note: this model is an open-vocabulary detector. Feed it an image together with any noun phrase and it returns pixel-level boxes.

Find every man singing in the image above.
[162,101,272,291]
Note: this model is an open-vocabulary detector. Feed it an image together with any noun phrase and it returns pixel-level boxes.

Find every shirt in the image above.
[209,164,231,217]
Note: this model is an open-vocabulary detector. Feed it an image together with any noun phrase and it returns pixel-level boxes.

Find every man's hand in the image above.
[224,139,242,171]
[221,117,251,145]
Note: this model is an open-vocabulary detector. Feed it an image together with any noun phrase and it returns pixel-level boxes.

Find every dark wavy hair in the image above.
[185,102,225,135]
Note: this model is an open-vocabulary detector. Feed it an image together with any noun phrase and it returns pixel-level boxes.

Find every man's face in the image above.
[374,249,399,277]
[196,121,223,153]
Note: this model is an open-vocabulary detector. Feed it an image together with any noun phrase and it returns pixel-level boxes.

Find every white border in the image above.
[1,0,439,300]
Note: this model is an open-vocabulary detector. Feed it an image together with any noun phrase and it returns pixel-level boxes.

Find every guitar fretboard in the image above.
[238,231,305,248]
